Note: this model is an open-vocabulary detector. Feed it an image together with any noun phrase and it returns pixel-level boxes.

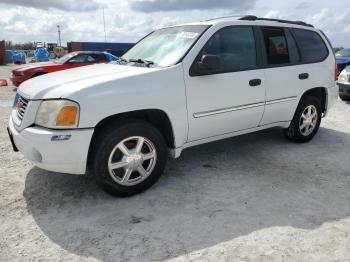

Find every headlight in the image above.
[35,100,80,129]
[338,71,350,83]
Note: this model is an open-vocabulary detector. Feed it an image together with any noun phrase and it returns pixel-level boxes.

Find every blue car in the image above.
[336,48,350,74]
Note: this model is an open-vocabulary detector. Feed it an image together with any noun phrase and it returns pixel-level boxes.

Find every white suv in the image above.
[8,16,338,196]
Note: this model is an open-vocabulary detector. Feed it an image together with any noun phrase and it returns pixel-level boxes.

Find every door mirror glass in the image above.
[196,54,221,75]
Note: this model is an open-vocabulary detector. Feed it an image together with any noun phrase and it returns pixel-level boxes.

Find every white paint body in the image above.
[9,19,337,174]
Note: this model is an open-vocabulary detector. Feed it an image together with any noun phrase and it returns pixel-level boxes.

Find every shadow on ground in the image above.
[23,127,350,261]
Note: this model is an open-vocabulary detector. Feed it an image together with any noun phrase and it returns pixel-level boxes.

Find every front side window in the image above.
[293,29,328,63]
[122,25,208,67]
[69,55,89,63]
[55,53,76,64]
[194,26,257,74]
[262,27,290,65]
[86,55,97,62]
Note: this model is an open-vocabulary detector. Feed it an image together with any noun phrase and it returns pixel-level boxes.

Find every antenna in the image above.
[57,25,61,47]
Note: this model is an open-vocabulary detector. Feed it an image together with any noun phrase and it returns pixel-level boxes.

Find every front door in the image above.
[184,26,266,141]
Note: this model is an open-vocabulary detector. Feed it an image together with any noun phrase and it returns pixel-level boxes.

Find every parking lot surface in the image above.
[1,64,350,261]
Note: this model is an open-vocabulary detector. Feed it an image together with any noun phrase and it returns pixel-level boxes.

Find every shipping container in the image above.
[0,41,5,65]
[68,42,83,52]
[67,42,134,57]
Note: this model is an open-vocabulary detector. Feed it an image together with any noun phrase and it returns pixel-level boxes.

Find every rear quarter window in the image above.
[292,28,329,63]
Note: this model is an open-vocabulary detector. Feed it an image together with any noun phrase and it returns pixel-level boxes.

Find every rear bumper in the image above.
[8,116,94,175]
[326,84,339,115]
[338,82,350,97]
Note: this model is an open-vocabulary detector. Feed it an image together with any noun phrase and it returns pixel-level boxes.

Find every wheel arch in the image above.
[88,109,176,160]
[299,87,327,114]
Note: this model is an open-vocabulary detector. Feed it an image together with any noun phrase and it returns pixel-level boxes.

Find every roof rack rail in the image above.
[205,15,243,22]
[239,15,314,28]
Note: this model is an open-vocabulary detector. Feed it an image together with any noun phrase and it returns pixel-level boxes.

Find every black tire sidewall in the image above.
[92,120,167,197]
[286,96,322,143]
[339,95,350,101]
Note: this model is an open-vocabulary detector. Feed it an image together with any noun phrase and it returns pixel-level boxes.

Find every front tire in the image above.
[284,96,322,143]
[91,120,167,197]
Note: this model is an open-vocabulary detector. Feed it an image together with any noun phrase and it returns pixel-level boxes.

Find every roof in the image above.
[73,51,108,54]
[181,15,315,30]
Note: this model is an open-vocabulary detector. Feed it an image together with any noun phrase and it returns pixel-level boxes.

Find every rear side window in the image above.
[292,29,328,63]
[196,26,257,73]
[261,27,290,65]
[90,54,108,62]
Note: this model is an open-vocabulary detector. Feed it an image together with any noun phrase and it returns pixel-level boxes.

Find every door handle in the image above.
[299,73,309,80]
[249,79,262,87]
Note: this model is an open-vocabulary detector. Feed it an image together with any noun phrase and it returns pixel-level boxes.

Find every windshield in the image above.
[55,53,76,64]
[336,49,350,57]
[122,25,209,67]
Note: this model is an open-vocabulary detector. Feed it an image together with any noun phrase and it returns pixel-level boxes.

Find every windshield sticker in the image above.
[176,32,199,39]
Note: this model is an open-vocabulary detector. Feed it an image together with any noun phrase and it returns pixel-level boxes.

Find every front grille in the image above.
[16,96,29,121]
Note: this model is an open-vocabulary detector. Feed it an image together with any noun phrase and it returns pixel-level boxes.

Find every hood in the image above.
[336,56,350,65]
[18,63,161,100]
[13,61,56,72]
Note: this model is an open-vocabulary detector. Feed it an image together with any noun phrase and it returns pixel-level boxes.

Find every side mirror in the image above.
[194,54,221,75]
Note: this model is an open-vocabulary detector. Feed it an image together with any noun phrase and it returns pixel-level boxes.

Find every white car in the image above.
[8,15,338,196]
[338,66,350,101]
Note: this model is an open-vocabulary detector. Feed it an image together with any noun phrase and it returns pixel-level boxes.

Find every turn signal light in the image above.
[56,106,78,126]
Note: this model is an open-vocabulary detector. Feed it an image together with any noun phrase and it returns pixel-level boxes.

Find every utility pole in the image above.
[57,25,61,47]
[102,7,107,42]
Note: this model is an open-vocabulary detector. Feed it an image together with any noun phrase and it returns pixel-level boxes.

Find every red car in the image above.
[11,51,118,87]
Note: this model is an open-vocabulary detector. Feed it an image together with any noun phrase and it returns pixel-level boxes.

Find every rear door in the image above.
[291,28,331,91]
[259,27,302,125]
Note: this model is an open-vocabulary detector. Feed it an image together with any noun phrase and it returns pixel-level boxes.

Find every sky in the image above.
[0,0,349,47]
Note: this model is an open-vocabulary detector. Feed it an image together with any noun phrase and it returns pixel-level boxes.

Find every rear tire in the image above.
[284,95,322,143]
[91,120,167,197]
[339,95,350,101]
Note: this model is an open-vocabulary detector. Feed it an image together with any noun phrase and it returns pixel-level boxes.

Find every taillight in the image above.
[335,63,339,81]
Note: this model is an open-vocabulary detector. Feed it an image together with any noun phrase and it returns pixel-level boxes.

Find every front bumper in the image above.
[8,116,94,175]
[338,82,350,97]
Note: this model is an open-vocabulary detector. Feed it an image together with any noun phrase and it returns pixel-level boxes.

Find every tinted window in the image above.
[69,54,89,63]
[293,29,328,63]
[285,29,300,63]
[90,53,107,62]
[262,28,289,65]
[86,55,97,62]
[196,26,257,73]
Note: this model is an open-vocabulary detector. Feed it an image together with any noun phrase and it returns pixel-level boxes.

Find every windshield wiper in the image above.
[114,57,128,65]
[119,57,128,63]
[129,58,154,67]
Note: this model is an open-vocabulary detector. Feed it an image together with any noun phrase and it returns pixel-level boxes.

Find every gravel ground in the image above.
[1,64,350,262]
